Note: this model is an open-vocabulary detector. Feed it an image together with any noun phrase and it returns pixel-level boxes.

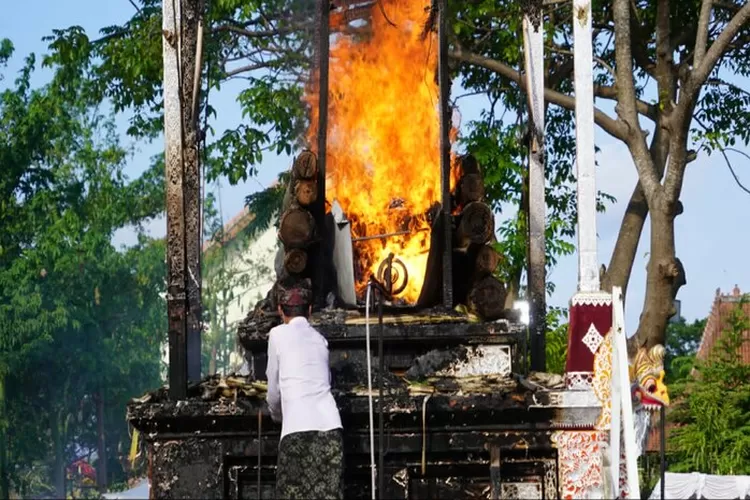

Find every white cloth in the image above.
[266,317,342,440]
[649,472,750,499]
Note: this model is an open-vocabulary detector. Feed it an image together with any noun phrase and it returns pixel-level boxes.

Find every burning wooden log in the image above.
[294,179,318,207]
[279,208,316,248]
[459,153,481,176]
[292,150,319,179]
[456,173,485,206]
[467,275,508,321]
[283,248,308,274]
[457,202,494,247]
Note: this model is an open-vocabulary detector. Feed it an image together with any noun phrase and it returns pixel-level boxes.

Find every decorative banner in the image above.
[565,292,613,387]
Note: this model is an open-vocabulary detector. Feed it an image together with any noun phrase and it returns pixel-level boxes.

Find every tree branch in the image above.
[665,1,750,200]
[690,2,750,97]
[694,0,714,67]
[450,47,628,141]
[718,147,750,195]
[613,0,663,199]
[595,84,658,120]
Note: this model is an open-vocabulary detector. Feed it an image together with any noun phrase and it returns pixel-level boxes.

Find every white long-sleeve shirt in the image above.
[265,317,343,440]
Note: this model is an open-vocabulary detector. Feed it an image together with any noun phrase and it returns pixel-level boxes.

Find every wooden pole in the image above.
[438,0,453,309]
[573,0,599,293]
[523,0,546,372]
[163,0,188,399]
[181,0,203,385]
[163,0,203,398]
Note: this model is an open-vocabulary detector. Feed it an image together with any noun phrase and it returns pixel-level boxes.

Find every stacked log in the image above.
[452,154,508,320]
[277,150,320,277]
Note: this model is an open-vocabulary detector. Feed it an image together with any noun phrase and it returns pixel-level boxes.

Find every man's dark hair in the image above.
[280,304,310,319]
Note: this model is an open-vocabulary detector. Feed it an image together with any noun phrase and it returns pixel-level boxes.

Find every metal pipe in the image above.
[191,16,204,124]
[257,411,262,500]
[660,405,666,500]
[377,290,385,498]
[317,0,329,188]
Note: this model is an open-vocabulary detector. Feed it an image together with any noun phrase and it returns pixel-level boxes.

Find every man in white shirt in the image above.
[266,278,344,499]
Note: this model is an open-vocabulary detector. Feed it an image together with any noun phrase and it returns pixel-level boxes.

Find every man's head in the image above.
[276,277,313,323]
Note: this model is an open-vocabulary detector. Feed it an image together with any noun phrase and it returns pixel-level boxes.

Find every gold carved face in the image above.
[630,344,670,409]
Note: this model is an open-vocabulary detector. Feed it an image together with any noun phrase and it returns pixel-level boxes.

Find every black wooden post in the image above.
[438,0,453,309]
[163,0,203,399]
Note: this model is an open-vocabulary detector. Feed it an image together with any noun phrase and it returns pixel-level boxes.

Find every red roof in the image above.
[696,285,750,365]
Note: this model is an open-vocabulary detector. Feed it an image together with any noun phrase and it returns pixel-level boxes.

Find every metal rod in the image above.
[191,16,204,124]
[317,0,329,192]
[437,0,453,310]
[351,228,427,243]
[660,405,666,500]
[256,411,262,499]
[377,292,385,498]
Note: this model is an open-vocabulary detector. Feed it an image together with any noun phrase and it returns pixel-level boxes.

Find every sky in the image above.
[2,0,749,331]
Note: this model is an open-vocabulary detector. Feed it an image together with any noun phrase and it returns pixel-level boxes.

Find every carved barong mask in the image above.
[629,344,670,409]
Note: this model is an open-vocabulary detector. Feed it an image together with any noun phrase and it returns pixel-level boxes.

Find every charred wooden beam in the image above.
[438,0,453,309]
[181,0,202,385]
[524,0,547,372]
[163,0,204,396]
[163,0,188,400]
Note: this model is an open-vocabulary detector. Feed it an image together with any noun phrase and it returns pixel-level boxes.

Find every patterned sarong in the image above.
[276,429,344,499]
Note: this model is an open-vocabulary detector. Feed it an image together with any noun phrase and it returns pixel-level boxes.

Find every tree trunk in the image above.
[602,92,671,297]
[96,392,108,492]
[51,409,65,498]
[629,199,676,354]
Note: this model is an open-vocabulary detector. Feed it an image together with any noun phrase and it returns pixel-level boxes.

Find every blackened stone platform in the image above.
[128,314,601,499]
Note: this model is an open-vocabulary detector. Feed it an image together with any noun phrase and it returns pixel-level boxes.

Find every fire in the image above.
[306,0,453,303]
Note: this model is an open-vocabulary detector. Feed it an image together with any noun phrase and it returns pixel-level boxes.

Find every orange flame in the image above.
[306,0,454,303]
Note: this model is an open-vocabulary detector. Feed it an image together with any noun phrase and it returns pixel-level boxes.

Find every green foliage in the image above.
[42,0,313,183]
[669,301,750,475]
[0,52,166,496]
[545,306,569,375]
[665,316,706,383]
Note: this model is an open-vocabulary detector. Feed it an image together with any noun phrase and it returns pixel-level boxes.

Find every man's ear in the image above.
[277,305,283,317]
[308,305,312,315]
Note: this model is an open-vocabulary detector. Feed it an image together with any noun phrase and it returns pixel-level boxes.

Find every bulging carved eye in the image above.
[647,384,656,393]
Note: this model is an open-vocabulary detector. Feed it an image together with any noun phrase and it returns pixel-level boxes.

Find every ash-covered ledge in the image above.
[127,366,604,499]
